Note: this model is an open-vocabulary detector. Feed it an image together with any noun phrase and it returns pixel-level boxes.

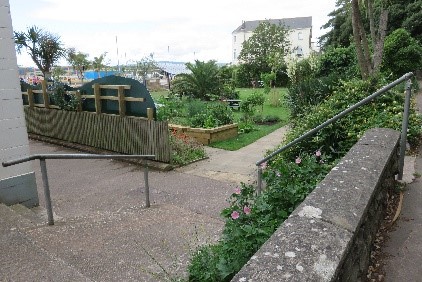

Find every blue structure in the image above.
[84,71,117,80]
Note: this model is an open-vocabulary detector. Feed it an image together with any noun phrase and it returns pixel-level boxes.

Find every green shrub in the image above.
[382,28,422,79]
[189,101,234,128]
[240,91,265,117]
[286,75,341,118]
[268,88,283,107]
[49,83,80,111]
[188,152,333,281]
[188,76,422,281]
[317,45,359,79]
[284,77,422,161]
[155,95,185,123]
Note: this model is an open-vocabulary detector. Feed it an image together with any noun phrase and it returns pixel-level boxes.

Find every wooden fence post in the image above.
[118,85,126,116]
[42,80,50,109]
[75,91,82,112]
[27,89,34,108]
[147,108,154,120]
[93,83,101,114]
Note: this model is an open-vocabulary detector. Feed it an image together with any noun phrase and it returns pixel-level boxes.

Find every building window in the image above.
[295,46,303,57]
[233,36,236,42]
[298,32,303,40]
[233,49,237,60]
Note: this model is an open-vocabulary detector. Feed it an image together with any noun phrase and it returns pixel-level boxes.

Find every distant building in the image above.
[231,16,313,65]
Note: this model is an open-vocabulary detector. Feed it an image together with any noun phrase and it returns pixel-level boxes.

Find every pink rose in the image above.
[295,157,302,164]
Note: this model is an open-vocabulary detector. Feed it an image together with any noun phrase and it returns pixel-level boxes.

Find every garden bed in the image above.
[169,123,238,145]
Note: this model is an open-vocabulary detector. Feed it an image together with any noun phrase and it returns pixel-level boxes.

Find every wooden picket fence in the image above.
[24,107,171,163]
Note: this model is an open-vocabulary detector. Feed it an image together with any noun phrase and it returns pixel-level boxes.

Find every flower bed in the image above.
[169,123,238,145]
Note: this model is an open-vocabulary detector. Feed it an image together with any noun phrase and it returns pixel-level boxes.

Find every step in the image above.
[9,204,65,227]
[0,203,34,233]
[0,203,91,281]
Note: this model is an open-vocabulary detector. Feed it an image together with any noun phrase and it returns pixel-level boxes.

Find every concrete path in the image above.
[1,126,289,281]
[380,84,422,282]
[176,125,289,185]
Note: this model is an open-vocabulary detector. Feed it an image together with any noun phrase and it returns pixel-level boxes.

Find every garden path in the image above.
[175,125,290,185]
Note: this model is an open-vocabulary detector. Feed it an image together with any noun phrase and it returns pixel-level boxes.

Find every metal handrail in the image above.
[255,72,414,193]
[2,153,155,225]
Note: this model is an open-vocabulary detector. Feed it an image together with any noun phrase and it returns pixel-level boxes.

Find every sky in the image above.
[9,0,338,67]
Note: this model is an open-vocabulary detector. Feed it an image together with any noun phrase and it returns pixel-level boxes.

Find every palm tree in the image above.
[14,26,65,79]
[174,60,222,100]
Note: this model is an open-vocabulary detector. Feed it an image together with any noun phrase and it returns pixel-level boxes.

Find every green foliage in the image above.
[240,91,265,117]
[189,102,234,128]
[285,78,422,161]
[136,54,157,81]
[172,60,223,101]
[67,48,90,80]
[49,83,80,111]
[52,67,66,82]
[218,65,240,99]
[14,26,65,77]
[382,28,422,79]
[252,114,281,124]
[155,96,184,123]
[92,52,108,77]
[319,3,353,49]
[286,54,340,118]
[169,129,206,165]
[268,88,283,107]
[317,45,359,78]
[387,0,422,44]
[260,72,276,94]
[239,21,290,70]
[188,153,333,281]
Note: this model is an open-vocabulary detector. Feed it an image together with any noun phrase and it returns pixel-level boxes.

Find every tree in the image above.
[238,20,290,73]
[51,66,66,82]
[136,54,157,83]
[67,48,90,83]
[387,0,422,44]
[319,1,353,48]
[351,0,388,78]
[171,60,222,101]
[14,26,65,79]
[92,52,108,78]
[382,29,422,79]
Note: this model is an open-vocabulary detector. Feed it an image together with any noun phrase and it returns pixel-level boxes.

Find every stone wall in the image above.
[232,128,400,281]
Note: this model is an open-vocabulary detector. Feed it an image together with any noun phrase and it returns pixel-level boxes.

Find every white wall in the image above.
[0,0,38,207]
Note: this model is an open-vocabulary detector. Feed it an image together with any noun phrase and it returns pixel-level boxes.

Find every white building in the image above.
[0,0,39,207]
[231,16,313,65]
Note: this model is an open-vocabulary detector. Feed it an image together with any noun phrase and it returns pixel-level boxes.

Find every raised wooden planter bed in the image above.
[169,123,238,145]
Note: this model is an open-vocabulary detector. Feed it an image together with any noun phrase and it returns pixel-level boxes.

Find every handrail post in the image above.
[143,159,150,208]
[398,79,412,180]
[39,158,55,225]
[257,166,263,195]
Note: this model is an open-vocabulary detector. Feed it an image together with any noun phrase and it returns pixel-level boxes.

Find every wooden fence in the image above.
[22,80,154,119]
[24,107,171,163]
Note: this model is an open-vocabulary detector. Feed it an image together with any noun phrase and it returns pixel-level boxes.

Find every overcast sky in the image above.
[9,0,338,67]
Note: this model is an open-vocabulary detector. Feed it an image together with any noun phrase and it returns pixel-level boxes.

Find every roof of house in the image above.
[232,16,312,33]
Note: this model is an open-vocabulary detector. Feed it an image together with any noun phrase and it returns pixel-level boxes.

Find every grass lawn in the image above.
[149,90,169,101]
[149,87,291,150]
